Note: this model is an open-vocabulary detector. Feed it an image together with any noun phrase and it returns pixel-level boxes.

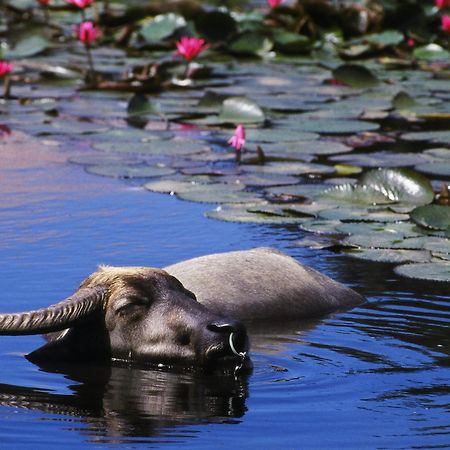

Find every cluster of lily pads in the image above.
[1,0,450,281]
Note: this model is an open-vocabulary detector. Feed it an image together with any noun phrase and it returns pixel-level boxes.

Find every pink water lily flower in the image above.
[442,15,450,32]
[268,0,283,7]
[228,124,246,152]
[0,61,13,77]
[67,0,93,8]
[175,37,209,62]
[78,21,100,44]
[37,0,50,5]
[436,0,450,8]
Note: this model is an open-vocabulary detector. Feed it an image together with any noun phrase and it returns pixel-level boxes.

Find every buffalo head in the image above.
[0,266,250,370]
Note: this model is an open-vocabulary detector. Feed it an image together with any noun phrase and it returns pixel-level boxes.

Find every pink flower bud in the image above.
[67,0,93,8]
[442,15,450,32]
[228,124,246,152]
[0,61,13,77]
[436,0,450,9]
[268,0,283,7]
[407,38,415,47]
[175,37,210,62]
[78,21,99,44]
[37,0,50,5]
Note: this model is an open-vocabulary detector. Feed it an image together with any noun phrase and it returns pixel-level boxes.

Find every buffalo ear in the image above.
[184,288,197,301]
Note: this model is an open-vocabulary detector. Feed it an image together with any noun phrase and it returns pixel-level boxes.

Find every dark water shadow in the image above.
[0,361,249,443]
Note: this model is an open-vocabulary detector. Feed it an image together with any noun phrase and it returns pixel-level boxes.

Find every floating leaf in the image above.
[195,11,237,42]
[336,221,422,237]
[394,262,450,282]
[318,184,392,205]
[139,14,186,42]
[332,64,379,88]
[272,30,311,54]
[330,151,427,168]
[392,91,416,109]
[346,249,431,264]
[318,207,409,222]
[218,97,265,124]
[359,168,434,205]
[410,205,450,230]
[205,204,304,224]
[413,44,450,61]
[244,128,319,143]
[299,219,342,235]
[229,32,273,56]
[8,33,50,59]
[365,30,403,47]
[262,140,352,156]
[85,163,175,179]
[277,117,379,134]
[414,162,450,177]
[402,131,450,144]
[243,161,335,176]
[177,183,260,204]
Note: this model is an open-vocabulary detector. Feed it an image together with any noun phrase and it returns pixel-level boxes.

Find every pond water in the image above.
[0,130,449,449]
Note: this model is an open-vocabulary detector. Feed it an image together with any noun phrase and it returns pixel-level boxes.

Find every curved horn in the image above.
[0,286,106,336]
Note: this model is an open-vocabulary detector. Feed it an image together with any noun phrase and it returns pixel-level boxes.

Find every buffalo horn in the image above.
[0,287,106,335]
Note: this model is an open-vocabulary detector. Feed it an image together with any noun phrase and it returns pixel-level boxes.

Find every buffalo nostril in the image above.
[207,320,249,355]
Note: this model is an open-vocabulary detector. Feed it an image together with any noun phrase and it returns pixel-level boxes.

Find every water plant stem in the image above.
[3,76,11,99]
[84,43,96,85]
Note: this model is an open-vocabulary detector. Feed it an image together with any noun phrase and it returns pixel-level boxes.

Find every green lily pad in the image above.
[299,219,342,235]
[413,44,450,61]
[414,162,450,177]
[277,117,379,134]
[85,164,175,179]
[229,32,273,56]
[394,262,450,282]
[143,179,204,194]
[332,64,379,88]
[127,93,162,118]
[272,30,311,54]
[336,221,422,237]
[342,234,426,250]
[365,30,404,47]
[330,151,427,168]
[177,183,261,204]
[8,32,50,59]
[220,173,299,187]
[392,91,416,109]
[68,154,142,166]
[318,207,409,222]
[318,184,392,205]
[218,97,265,124]
[262,140,352,156]
[243,161,335,176]
[346,249,431,264]
[424,148,450,159]
[244,128,319,143]
[402,130,450,144]
[265,184,329,200]
[139,14,187,43]
[358,168,434,205]
[205,203,304,224]
[410,205,450,230]
[93,139,210,156]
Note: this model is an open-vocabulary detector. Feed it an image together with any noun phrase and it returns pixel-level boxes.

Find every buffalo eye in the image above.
[114,296,149,319]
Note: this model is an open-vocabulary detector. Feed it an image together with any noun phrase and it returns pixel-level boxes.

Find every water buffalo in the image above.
[0,248,363,369]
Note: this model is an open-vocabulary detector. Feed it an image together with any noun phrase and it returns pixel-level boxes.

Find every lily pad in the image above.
[410,205,450,230]
[402,131,450,145]
[229,32,273,56]
[413,44,450,61]
[336,221,422,237]
[346,249,431,264]
[414,162,450,177]
[205,204,304,224]
[394,262,450,282]
[93,139,210,156]
[332,64,379,88]
[85,164,175,179]
[318,184,392,205]
[330,151,427,168]
[272,30,311,54]
[365,30,403,47]
[8,33,50,59]
[318,207,409,222]
[143,179,205,194]
[358,168,434,205]
[277,117,379,134]
[244,128,319,143]
[299,219,342,235]
[139,14,187,43]
[243,161,335,176]
[262,140,352,156]
[177,183,261,204]
[218,97,265,124]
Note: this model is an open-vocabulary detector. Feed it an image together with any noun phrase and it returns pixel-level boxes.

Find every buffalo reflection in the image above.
[0,361,248,442]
